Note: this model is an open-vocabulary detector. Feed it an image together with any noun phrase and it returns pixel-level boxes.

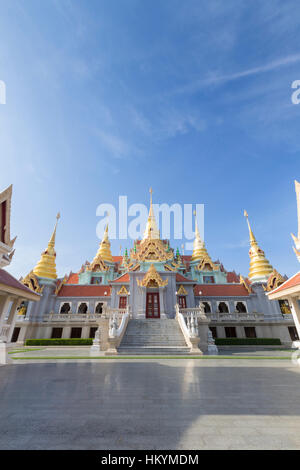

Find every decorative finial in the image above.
[142,187,160,240]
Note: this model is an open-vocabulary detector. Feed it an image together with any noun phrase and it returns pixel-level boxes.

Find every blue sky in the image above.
[1,0,300,279]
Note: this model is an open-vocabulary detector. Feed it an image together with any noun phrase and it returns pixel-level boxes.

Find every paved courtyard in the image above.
[0,354,300,450]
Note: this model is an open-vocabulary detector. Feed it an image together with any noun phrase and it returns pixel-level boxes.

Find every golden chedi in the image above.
[92,223,114,264]
[33,213,60,280]
[191,211,215,271]
[244,210,273,283]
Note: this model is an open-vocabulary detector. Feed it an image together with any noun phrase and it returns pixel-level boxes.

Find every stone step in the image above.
[121,341,187,346]
[118,318,189,355]
[117,346,191,356]
[122,334,185,339]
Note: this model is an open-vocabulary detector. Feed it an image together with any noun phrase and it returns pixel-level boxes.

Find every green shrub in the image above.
[215,338,281,346]
[25,338,93,346]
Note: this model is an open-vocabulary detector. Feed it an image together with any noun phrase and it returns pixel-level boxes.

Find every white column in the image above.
[159,287,166,318]
[137,287,146,318]
[82,326,90,338]
[7,298,22,342]
[18,326,28,343]
[0,294,12,332]
[289,296,300,340]
[62,326,71,339]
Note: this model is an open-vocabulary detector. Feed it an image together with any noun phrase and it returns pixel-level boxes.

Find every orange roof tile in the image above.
[112,256,123,262]
[66,272,79,284]
[57,285,111,297]
[182,255,192,262]
[194,284,250,297]
[111,273,130,283]
[226,271,240,283]
[176,273,193,283]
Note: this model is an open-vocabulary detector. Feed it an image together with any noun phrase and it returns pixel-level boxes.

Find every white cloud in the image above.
[172,54,300,95]
[95,129,132,159]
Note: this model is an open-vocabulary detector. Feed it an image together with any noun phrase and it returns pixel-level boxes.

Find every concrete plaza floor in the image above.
[1,349,300,450]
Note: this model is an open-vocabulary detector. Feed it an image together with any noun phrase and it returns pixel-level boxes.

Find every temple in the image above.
[12,189,298,354]
[0,185,40,364]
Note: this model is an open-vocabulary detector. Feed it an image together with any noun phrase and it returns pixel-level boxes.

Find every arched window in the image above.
[95,302,103,314]
[202,302,211,313]
[78,302,88,314]
[60,303,71,314]
[218,302,229,313]
[236,302,247,313]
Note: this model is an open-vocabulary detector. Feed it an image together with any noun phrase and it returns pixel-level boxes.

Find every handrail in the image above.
[109,306,130,338]
[176,305,194,350]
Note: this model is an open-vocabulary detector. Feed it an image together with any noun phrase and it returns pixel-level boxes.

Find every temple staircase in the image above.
[117,318,190,355]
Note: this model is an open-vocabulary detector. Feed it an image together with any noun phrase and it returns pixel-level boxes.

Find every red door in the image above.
[146,293,160,318]
[178,296,186,309]
[119,296,127,309]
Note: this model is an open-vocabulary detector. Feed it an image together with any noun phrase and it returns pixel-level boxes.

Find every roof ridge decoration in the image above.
[291,180,300,262]
[239,274,252,294]
[88,256,109,272]
[117,285,129,295]
[22,271,45,294]
[164,264,176,272]
[130,263,140,271]
[55,274,68,295]
[264,269,285,292]
[267,270,300,296]
[196,255,218,272]
[137,264,168,287]
[177,284,188,295]
[133,238,173,262]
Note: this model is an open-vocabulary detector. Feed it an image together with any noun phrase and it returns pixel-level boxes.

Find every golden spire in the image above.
[244,210,273,283]
[33,213,60,279]
[142,187,160,240]
[291,180,300,262]
[191,210,212,262]
[92,221,113,263]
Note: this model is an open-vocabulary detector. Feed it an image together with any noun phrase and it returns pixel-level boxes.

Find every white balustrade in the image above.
[178,305,267,323]
[43,313,103,322]
[204,311,264,322]
[43,307,130,325]
[0,324,10,341]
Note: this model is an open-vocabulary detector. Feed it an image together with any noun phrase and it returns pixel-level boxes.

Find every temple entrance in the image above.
[146,292,160,319]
